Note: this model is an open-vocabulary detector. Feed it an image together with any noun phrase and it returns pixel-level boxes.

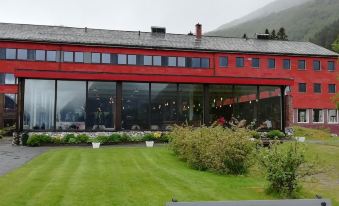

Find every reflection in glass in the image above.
[178,84,203,126]
[144,56,152,66]
[4,74,15,84]
[258,86,281,129]
[87,82,116,130]
[56,81,86,130]
[17,49,28,60]
[233,86,257,124]
[122,83,149,130]
[151,83,177,130]
[209,85,234,124]
[47,51,57,61]
[6,49,16,59]
[63,52,74,62]
[36,50,46,61]
[4,94,16,111]
[24,80,55,130]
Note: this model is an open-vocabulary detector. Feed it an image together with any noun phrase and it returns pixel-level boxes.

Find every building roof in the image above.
[0,22,338,57]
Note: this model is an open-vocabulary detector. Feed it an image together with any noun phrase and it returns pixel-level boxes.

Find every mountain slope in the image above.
[208,0,339,41]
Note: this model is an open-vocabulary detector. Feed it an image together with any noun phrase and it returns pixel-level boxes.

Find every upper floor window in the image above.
[153,56,161,66]
[328,61,335,71]
[63,51,74,62]
[298,83,306,92]
[168,57,177,67]
[35,50,46,61]
[127,55,137,65]
[268,58,275,69]
[178,57,186,67]
[313,83,321,93]
[313,60,320,71]
[298,60,306,70]
[91,53,101,63]
[118,54,127,65]
[191,58,201,68]
[0,48,5,59]
[236,57,244,68]
[144,56,152,66]
[219,56,228,67]
[102,53,111,64]
[6,48,16,60]
[283,59,291,70]
[74,52,84,63]
[17,49,28,60]
[46,51,57,62]
[252,58,260,68]
[328,84,336,93]
[1,73,16,85]
[328,109,338,123]
[201,58,209,68]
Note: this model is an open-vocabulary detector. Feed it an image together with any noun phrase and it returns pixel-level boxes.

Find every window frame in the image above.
[91,52,101,64]
[17,49,28,60]
[35,50,46,61]
[298,60,306,70]
[313,83,321,93]
[283,59,291,70]
[312,109,324,123]
[328,109,338,124]
[46,50,57,62]
[252,58,260,68]
[268,58,276,69]
[74,52,84,63]
[236,57,244,68]
[313,60,321,71]
[328,61,335,72]
[63,51,74,63]
[328,84,336,94]
[219,56,228,68]
[298,83,307,93]
[297,109,309,123]
[5,48,17,60]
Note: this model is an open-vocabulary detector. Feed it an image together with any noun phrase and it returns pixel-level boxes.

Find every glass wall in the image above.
[209,85,234,124]
[122,83,149,130]
[258,86,281,130]
[233,86,258,124]
[56,81,86,131]
[151,83,177,130]
[87,82,116,130]
[178,84,203,126]
[24,80,55,130]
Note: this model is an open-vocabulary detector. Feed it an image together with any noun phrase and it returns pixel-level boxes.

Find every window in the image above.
[128,55,137,65]
[6,48,16,59]
[17,49,28,60]
[297,109,308,123]
[4,94,16,111]
[118,54,127,64]
[201,58,209,68]
[298,60,306,70]
[178,57,186,67]
[283,59,291,69]
[4,73,15,84]
[178,84,203,125]
[46,51,57,62]
[161,56,168,67]
[219,56,228,67]
[153,56,161,66]
[313,83,321,93]
[252,58,260,68]
[35,50,46,61]
[102,53,111,64]
[313,60,321,71]
[313,109,324,123]
[298,83,306,92]
[192,58,201,68]
[63,52,74,62]
[236,57,244,67]
[144,56,152,66]
[328,109,338,123]
[168,57,177,67]
[268,59,275,69]
[91,53,101,63]
[328,61,335,71]
[328,84,336,93]
[136,55,143,65]
[74,52,84,63]
[258,86,282,130]
[0,48,5,59]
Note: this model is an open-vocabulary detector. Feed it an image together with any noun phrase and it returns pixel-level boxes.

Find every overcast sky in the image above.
[0,0,275,34]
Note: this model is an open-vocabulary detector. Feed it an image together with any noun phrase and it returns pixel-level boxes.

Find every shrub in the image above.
[119,133,130,142]
[143,133,155,141]
[267,130,285,139]
[52,135,63,144]
[63,134,76,144]
[21,132,29,146]
[169,125,256,175]
[27,134,52,146]
[75,134,89,143]
[109,133,122,142]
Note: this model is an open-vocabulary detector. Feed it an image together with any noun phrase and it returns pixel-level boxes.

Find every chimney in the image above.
[195,23,202,40]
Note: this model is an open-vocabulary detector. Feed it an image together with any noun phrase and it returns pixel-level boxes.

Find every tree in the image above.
[243,33,247,39]
[270,29,278,40]
[265,28,270,35]
[277,27,288,40]
[332,36,339,52]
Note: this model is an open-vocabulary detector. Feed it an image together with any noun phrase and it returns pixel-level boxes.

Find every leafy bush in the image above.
[27,134,52,146]
[63,134,76,144]
[75,134,89,143]
[267,130,285,139]
[169,125,256,175]
[143,133,155,141]
[109,133,122,142]
[21,133,29,146]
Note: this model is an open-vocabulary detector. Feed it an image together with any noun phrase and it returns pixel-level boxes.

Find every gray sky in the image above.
[0,0,275,34]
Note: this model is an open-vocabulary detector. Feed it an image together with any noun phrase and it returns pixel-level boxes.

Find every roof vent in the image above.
[256,33,270,40]
[151,26,166,34]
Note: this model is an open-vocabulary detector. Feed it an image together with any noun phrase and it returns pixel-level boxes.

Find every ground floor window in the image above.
[178,84,203,126]
[328,109,338,123]
[313,109,324,123]
[297,109,308,123]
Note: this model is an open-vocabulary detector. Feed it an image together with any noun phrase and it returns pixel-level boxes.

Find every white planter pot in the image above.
[145,141,154,147]
[92,142,101,149]
[295,137,306,142]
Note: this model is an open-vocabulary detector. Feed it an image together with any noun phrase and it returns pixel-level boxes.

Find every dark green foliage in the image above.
[270,29,277,40]
[75,134,89,143]
[333,36,339,52]
[109,133,122,142]
[267,130,285,139]
[27,134,52,146]
[265,28,270,35]
[310,18,339,50]
[21,133,29,146]
[63,134,76,143]
[277,27,288,40]
[143,133,155,141]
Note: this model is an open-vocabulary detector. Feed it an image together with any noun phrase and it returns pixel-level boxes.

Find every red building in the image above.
[0,23,338,133]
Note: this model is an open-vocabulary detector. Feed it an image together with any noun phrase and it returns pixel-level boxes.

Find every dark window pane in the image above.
[328,84,336,93]
[313,83,321,93]
[5,73,15,84]
[328,61,335,71]
[17,49,28,60]
[283,59,290,69]
[313,109,324,123]
[201,58,209,68]
[4,94,16,111]
[161,56,168,67]
[24,79,55,130]
[258,86,281,130]
[27,50,35,61]
[252,58,260,68]
[208,85,234,124]
[136,55,144,65]
[102,53,111,64]
[219,56,228,67]
[46,51,57,62]
[128,55,137,65]
[91,53,101,63]
[191,58,201,68]
[0,74,4,84]
[313,60,320,71]
[299,83,306,92]
[56,81,86,131]
[87,81,116,130]
[178,84,203,126]
[298,60,306,70]
[144,56,152,66]
[168,57,177,67]
[0,48,5,59]
[298,109,308,123]
[153,56,161,66]
[236,57,244,67]
[178,57,186,67]
[233,86,258,124]
[118,54,127,65]
[74,52,84,63]
[268,58,275,69]
[122,83,149,130]
[6,48,16,59]
[63,52,74,62]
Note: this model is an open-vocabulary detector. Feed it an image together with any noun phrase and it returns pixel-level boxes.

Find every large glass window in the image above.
[46,51,57,62]
[56,81,86,131]
[236,57,244,68]
[313,109,324,123]
[151,83,177,130]
[283,59,291,69]
[233,86,258,124]
[118,54,127,64]
[122,83,149,130]
[74,52,84,63]
[153,56,161,66]
[63,52,74,62]
[209,85,234,124]
[201,58,209,68]
[298,60,306,70]
[128,55,137,65]
[191,58,201,68]
[36,50,46,61]
[102,53,111,64]
[328,61,335,71]
[178,84,203,126]
[219,56,228,67]
[297,109,308,123]
[17,49,28,60]
[24,80,55,130]
[168,57,177,67]
[91,53,101,63]
[258,86,281,130]
[178,57,186,67]
[313,60,321,71]
[6,48,16,59]
[87,82,116,130]
[144,56,152,66]
[328,110,338,123]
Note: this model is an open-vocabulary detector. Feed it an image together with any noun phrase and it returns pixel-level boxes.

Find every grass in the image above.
[293,126,334,141]
[0,147,271,206]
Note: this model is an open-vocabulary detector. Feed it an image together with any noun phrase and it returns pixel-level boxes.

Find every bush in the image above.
[143,133,155,141]
[109,133,122,142]
[21,132,29,146]
[267,130,285,139]
[63,134,76,144]
[75,134,89,143]
[27,134,52,146]
[169,125,256,175]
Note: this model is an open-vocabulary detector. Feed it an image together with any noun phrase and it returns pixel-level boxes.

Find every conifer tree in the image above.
[277,27,288,40]
[271,29,278,40]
